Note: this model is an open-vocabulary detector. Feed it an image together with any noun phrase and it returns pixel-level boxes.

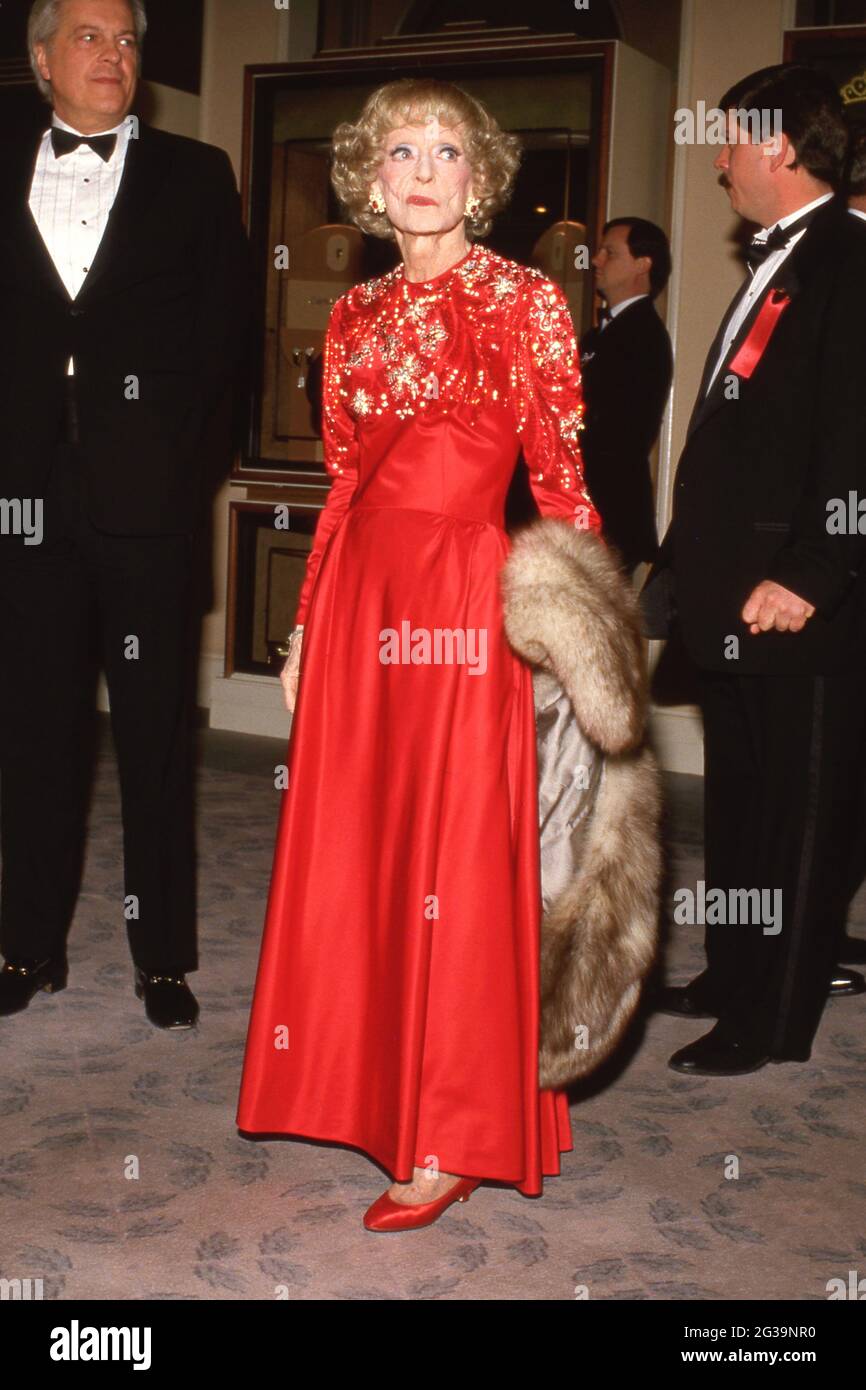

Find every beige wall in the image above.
[139,81,200,139]
[608,44,674,228]
[660,0,792,524]
[616,0,682,72]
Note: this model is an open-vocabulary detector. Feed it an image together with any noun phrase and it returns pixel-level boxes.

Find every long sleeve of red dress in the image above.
[294,263,600,630]
[510,277,602,534]
[293,295,360,627]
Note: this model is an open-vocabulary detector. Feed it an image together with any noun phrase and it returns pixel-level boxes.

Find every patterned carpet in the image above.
[0,722,864,1302]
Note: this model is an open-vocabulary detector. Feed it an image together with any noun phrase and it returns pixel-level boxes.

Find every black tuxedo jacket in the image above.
[578,296,672,568]
[646,196,866,674]
[0,120,252,534]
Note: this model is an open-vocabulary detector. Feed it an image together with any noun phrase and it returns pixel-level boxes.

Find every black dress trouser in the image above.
[693,665,866,1059]
[0,390,198,973]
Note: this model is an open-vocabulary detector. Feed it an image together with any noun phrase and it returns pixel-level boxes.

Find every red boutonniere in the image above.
[728,289,791,379]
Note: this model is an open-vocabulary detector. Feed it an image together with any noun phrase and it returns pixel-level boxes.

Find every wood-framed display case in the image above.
[223,24,671,681]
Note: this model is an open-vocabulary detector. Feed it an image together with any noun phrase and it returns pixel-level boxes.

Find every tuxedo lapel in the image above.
[1,121,171,306]
[76,124,170,304]
[689,280,750,424]
[1,132,71,301]
[686,198,845,442]
[579,325,601,365]
[580,298,645,365]
[686,277,762,440]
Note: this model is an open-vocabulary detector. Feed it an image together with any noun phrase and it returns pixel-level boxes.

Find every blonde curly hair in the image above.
[331,78,521,240]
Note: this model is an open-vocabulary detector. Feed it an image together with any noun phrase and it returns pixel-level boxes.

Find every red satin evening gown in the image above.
[236,242,601,1195]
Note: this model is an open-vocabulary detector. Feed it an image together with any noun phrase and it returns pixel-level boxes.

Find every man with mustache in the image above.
[647,64,866,1072]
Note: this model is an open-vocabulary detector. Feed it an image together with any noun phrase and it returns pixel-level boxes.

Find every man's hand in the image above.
[741,580,815,634]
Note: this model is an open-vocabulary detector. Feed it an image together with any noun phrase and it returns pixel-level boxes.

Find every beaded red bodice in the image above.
[320,241,601,530]
[293,243,602,625]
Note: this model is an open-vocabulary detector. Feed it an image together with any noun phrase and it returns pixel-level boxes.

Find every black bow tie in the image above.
[598,305,612,328]
[745,223,789,269]
[51,127,117,162]
[745,205,825,270]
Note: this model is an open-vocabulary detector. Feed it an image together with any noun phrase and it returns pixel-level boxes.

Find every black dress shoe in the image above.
[134,968,199,1029]
[829,967,866,996]
[838,936,866,965]
[654,981,717,1019]
[659,971,862,1017]
[0,955,67,1017]
[669,1023,771,1075]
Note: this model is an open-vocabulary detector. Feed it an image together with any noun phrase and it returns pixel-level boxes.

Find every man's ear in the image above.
[766,130,794,174]
[34,42,51,83]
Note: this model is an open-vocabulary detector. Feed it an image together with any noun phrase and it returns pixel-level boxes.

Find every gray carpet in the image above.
[0,723,864,1301]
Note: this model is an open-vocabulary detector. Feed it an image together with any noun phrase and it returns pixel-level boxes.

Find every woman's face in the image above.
[373,117,474,237]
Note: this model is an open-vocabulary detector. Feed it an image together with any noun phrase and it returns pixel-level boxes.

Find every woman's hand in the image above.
[281,627,304,713]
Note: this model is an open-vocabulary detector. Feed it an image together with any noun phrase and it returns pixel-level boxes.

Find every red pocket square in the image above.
[728,289,791,379]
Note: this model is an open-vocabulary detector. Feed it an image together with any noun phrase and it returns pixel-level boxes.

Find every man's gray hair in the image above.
[28,0,148,103]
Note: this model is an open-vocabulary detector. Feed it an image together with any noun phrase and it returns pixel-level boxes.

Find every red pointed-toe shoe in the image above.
[363,1176,482,1232]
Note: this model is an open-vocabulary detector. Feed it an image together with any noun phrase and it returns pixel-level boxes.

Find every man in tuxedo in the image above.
[646,64,866,1073]
[838,127,866,965]
[579,218,673,572]
[0,0,251,1025]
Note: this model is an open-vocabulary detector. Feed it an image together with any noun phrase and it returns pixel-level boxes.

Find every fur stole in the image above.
[501,519,662,1086]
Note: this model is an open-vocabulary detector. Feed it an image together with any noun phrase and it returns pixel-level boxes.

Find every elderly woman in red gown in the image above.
[236,77,602,1232]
